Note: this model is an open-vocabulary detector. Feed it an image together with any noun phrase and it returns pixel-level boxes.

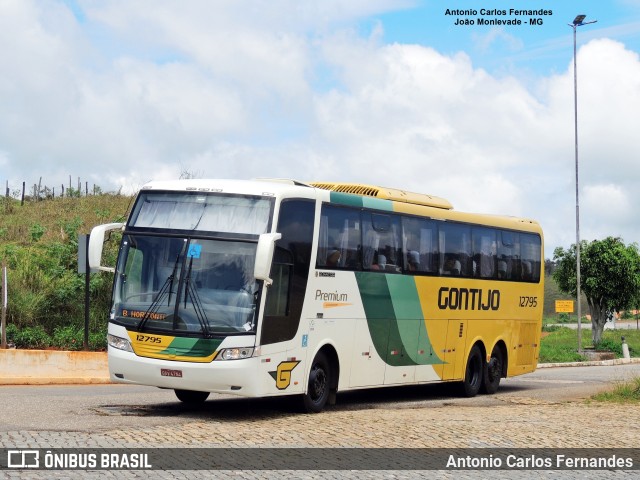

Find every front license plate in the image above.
[161,368,183,378]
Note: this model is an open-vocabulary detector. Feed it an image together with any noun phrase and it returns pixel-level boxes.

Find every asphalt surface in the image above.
[1,363,640,478]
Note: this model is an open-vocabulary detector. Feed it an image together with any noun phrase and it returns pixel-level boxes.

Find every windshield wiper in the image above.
[181,257,211,337]
[136,275,172,332]
[166,251,181,306]
[138,250,182,332]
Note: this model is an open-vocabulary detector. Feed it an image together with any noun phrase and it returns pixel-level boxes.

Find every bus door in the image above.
[259,199,315,393]
[513,321,539,370]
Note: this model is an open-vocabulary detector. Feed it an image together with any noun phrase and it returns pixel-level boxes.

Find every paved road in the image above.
[1,363,639,478]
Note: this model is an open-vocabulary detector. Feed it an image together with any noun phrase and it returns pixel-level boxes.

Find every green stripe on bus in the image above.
[386,275,444,365]
[386,275,422,364]
[355,272,394,361]
[355,272,415,367]
[160,337,223,357]
[355,273,444,367]
[329,192,393,211]
[329,191,363,207]
[362,196,393,211]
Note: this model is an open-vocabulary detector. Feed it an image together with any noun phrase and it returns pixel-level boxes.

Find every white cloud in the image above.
[472,27,524,54]
[583,183,630,219]
[310,40,547,205]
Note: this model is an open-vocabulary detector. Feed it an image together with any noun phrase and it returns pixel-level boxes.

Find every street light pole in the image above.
[569,14,596,353]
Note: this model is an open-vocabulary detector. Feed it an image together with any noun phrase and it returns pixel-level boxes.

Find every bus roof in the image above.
[139,178,311,197]
[139,178,541,234]
[140,178,452,209]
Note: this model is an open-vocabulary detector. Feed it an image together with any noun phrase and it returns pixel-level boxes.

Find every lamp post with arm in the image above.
[569,14,597,353]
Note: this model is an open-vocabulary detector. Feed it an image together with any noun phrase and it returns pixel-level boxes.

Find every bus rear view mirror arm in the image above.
[89,223,124,272]
[254,232,282,285]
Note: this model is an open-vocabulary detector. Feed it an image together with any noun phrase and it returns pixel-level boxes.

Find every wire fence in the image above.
[4,177,107,205]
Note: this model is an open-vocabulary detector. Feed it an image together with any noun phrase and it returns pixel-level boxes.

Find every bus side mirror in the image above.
[89,223,124,272]
[254,232,282,285]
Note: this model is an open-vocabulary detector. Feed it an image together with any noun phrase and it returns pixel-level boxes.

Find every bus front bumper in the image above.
[108,346,262,397]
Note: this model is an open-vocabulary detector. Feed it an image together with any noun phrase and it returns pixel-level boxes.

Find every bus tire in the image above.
[481,345,503,395]
[174,389,210,403]
[302,351,331,413]
[460,345,483,398]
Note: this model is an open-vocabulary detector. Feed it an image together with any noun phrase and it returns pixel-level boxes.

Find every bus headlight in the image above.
[216,347,254,361]
[108,334,133,353]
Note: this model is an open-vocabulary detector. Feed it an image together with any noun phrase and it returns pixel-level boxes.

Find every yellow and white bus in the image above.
[89,178,543,412]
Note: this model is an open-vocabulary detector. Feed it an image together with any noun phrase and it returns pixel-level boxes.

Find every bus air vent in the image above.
[310,182,453,210]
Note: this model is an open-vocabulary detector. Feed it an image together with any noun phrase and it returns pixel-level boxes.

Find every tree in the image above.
[553,237,640,345]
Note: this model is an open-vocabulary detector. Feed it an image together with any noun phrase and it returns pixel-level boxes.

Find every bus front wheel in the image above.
[460,345,483,397]
[174,389,210,404]
[302,351,331,413]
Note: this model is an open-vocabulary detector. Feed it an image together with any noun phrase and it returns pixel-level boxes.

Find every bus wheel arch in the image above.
[481,341,507,395]
[302,345,339,413]
[460,342,485,398]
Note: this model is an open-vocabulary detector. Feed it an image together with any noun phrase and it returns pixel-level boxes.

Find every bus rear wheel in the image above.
[174,389,210,404]
[460,345,483,397]
[302,351,331,413]
[481,346,503,395]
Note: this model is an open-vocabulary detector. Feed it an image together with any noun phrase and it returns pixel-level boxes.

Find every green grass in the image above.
[539,327,640,363]
[539,327,588,362]
[1,193,131,350]
[591,377,640,403]
[1,194,131,243]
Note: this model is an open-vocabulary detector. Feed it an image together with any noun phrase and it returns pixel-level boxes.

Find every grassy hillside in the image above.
[1,194,132,349]
[1,194,132,243]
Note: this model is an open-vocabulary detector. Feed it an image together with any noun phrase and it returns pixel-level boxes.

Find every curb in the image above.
[538,357,640,368]
[0,349,111,385]
[0,376,113,385]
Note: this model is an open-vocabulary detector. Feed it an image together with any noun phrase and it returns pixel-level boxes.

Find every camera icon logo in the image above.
[7,450,40,468]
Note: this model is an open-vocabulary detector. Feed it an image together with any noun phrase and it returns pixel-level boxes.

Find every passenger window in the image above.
[362,212,402,273]
[317,205,361,269]
[472,227,497,279]
[520,233,542,282]
[439,223,471,276]
[497,231,519,281]
[402,217,438,273]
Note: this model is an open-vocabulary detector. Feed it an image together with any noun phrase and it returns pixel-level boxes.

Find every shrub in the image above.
[51,325,83,351]
[30,223,45,242]
[542,324,562,333]
[595,337,622,355]
[89,331,107,351]
[9,325,51,349]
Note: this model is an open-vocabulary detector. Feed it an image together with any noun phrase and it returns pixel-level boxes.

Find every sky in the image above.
[1,0,640,257]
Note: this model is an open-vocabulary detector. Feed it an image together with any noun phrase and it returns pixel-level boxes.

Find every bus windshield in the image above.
[130,191,272,234]
[112,235,260,335]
